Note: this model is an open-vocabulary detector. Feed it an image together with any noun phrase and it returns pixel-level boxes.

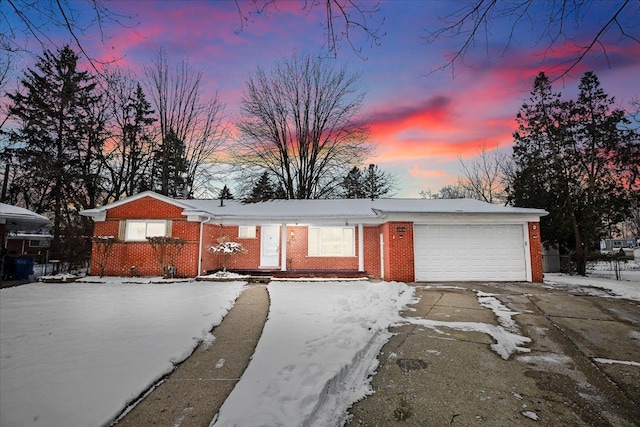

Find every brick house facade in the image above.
[81,192,547,282]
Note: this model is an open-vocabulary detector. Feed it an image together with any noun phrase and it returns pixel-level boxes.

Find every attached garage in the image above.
[414,224,529,282]
[83,193,547,282]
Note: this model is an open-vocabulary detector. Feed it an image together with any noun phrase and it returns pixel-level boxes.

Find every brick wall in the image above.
[108,197,185,219]
[380,222,414,282]
[363,226,382,278]
[201,225,261,273]
[528,222,544,282]
[89,196,199,277]
[200,224,383,275]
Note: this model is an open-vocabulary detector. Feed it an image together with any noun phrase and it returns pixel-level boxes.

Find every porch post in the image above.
[358,223,364,272]
[280,223,287,271]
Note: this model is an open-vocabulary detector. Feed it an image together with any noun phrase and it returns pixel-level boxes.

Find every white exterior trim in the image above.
[358,223,364,271]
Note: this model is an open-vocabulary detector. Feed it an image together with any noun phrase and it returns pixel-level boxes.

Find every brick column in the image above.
[528,222,544,282]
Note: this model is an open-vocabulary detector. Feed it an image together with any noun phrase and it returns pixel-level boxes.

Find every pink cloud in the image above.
[407,165,447,179]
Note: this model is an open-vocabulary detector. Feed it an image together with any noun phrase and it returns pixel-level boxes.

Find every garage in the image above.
[414,224,528,281]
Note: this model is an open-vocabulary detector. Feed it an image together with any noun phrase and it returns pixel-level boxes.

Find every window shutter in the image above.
[118,220,125,241]
[166,220,172,237]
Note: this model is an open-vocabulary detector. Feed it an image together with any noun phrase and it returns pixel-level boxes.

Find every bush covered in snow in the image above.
[209,236,247,272]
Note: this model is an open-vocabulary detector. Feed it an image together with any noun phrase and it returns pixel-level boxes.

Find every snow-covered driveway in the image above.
[0,280,244,427]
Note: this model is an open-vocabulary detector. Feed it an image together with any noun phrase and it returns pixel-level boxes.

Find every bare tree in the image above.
[234,0,384,59]
[147,236,186,278]
[0,53,15,134]
[1,0,137,71]
[457,143,508,204]
[102,68,157,200]
[420,184,471,199]
[144,49,227,198]
[424,0,640,79]
[237,1,638,78]
[233,52,372,199]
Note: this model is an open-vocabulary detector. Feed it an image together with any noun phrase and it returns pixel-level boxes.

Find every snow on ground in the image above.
[544,272,640,301]
[593,358,640,367]
[0,279,244,427]
[400,288,532,360]
[475,291,521,332]
[212,281,414,427]
[405,318,531,360]
[4,273,637,427]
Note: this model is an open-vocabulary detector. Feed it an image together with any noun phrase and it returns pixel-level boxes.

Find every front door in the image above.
[260,225,280,267]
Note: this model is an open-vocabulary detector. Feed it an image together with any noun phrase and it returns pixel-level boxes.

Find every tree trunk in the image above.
[571,211,587,276]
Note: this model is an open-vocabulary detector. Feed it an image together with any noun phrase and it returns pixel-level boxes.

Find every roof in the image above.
[81,192,547,224]
[0,203,50,228]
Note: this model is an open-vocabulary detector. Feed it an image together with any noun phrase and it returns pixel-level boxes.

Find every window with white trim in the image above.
[125,220,168,241]
[308,226,355,257]
[238,226,257,239]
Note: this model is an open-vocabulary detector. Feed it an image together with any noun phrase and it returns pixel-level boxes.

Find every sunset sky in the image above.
[6,0,640,197]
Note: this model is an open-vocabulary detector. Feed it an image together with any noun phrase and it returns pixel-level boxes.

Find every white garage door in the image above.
[414,225,527,281]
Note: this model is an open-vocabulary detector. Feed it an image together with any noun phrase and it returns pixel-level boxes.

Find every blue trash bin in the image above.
[14,256,35,280]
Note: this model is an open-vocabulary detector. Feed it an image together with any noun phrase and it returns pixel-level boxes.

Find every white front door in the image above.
[260,225,280,267]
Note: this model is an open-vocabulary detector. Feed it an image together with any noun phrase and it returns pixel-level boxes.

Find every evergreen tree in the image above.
[341,164,395,199]
[7,45,104,260]
[248,171,276,202]
[342,166,364,198]
[219,185,234,200]
[152,128,188,197]
[362,164,394,199]
[508,71,639,275]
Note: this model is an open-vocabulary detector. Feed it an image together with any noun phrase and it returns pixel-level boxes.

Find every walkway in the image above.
[115,284,270,427]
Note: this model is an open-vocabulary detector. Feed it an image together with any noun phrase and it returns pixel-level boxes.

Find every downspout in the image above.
[358,223,364,272]
[198,217,211,276]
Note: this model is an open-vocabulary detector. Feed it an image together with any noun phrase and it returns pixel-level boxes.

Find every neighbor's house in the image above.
[80,191,548,282]
[0,203,50,253]
[1,203,51,279]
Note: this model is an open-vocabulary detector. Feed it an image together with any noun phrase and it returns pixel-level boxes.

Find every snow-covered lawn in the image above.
[0,279,244,427]
[2,273,637,427]
[213,281,414,427]
[545,272,640,301]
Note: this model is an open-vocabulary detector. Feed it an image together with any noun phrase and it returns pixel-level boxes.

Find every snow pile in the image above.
[588,259,639,271]
[199,271,251,279]
[545,273,640,302]
[209,240,246,254]
[593,358,640,367]
[475,291,521,332]
[0,281,244,427]
[212,281,414,427]
[406,318,531,360]
[404,290,531,360]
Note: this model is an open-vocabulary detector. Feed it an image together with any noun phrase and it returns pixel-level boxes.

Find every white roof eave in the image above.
[188,213,384,225]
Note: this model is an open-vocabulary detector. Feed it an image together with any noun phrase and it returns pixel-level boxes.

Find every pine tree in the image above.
[362,164,393,200]
[508,71,639,275]
[219,185,234,200]
[341,164,395,199]
[152,129,188,197]
[248,171,275,202]
[7,45,104,260]
[342,166,364,198]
